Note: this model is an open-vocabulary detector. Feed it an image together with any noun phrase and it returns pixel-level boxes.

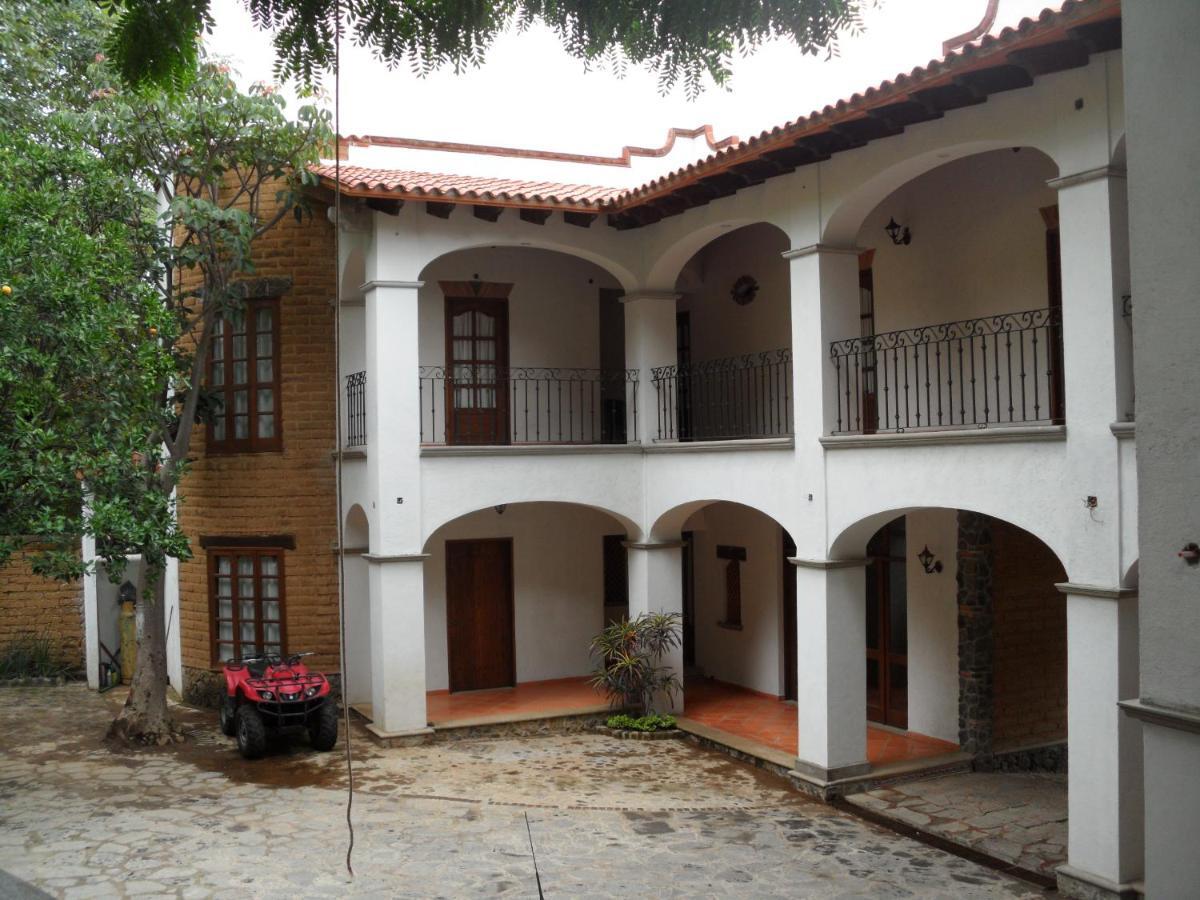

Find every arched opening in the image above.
[341,505,372,705]
[657,223,792,441]
[828,147,1068,435]
[417,246,636,447]
[652,500,799,750]
[835,506,1071,878]
[419,501,634,724]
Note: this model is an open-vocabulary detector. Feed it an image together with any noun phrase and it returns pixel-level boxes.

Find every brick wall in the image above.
[177,187,341,699]
[991,520,1068,748]
[0,547,84,671]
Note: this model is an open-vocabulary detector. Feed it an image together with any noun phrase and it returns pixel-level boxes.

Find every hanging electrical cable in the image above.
[330,0,356,879]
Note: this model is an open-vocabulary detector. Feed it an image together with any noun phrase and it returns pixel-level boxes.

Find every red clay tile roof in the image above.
[311,0,1121,218]
[309,164,618,209]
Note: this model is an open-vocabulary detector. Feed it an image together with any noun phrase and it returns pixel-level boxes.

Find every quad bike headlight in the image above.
[305,686,320,698]
[259,690,274,700]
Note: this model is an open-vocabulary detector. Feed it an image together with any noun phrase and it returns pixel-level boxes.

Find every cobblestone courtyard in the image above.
[0,687,1047,898]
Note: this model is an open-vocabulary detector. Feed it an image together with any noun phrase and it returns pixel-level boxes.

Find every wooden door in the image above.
[866,517,908,729]
[446,539,515,692]
[681,530,696,666]
[446,297,509,444]
[782,530,797,701]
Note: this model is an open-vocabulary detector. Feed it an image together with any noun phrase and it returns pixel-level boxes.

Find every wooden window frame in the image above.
[206,297,283,454]
[208,547,287,667]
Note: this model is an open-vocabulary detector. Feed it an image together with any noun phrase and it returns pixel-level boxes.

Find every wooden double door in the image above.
[866,517,908,729]
[445,539,515,692]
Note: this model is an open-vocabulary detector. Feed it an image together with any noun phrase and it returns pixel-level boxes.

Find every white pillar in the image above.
[1050,168,1129,433]
[784,244,861,442]
[365,555,430,736]
[361,276,428,736]
[791,559,869,782]
[1058,584,1142,897]
[622,291,679,444]
[82,533,99,690]
[625,541,684,713]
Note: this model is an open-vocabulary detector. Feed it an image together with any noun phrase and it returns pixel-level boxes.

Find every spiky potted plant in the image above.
[590,612,682,738]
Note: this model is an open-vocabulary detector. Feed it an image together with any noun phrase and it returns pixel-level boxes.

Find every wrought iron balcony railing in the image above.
[652,348,793,441]
[344,371,367,447]
[419,366,639,446]
[829,307,1064,435]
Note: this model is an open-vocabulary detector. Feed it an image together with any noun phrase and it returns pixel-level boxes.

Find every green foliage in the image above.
[0,0,110,132]
[606,713,677,732]
[94,0,869,96]
[0,633,73,679]
[590,612,682,716]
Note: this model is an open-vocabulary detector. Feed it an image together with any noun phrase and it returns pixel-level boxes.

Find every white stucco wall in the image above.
[904,509,960,743]
[422,502,620,691]
[675,222,792,363]
[860,148,1059,333]
[687,502,786,697]
[417,246,622,370]
[1124,2,1200,896]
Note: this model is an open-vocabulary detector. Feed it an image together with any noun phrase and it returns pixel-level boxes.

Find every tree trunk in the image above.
[109,566,178,744]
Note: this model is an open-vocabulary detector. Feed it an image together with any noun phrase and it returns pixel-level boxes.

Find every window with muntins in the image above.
[207,298,281,452]
[209,548,285,664]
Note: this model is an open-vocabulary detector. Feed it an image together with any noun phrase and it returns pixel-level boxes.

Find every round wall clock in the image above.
[731,275,759,306]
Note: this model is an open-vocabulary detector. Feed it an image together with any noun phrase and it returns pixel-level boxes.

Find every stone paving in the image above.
[845,772,1068,880]
[0,686,1049,898]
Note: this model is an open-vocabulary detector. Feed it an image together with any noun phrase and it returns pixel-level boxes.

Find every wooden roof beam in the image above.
[365,197,404,216]
[519,208,553,225]
[425,201,454,219]
[563,211,596,228]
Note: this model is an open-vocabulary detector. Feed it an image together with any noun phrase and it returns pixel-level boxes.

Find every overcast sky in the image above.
[206,0,1057,155]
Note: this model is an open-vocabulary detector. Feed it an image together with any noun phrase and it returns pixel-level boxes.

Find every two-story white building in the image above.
[82,1,1150,896]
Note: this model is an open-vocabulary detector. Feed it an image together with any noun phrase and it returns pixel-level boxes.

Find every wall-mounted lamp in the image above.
[917,545,943,574]
[885,217,912,246]
[494,504,507,515]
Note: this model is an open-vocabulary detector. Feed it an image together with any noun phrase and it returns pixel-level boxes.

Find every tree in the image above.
[96,0,869,93]
[75,61,333,741]
[590,613,682,715]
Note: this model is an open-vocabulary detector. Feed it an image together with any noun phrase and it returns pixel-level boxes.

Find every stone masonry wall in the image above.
[177,186,341,703]
[991,520,1068,748]
[956,510,995,755]
[0,547,85,671]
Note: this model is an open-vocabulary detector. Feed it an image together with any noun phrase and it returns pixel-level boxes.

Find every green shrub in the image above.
[606,713,677,732]
[589,612,682,715]
[0,633,71,679]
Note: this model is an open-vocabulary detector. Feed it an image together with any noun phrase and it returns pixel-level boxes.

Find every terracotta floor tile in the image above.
[426,676,608,724]
[684,680,958,764]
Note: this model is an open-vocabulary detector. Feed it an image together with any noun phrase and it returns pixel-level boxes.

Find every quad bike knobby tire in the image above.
[308,701,339,752]
[235,705,267,759]
[218,700,236,736]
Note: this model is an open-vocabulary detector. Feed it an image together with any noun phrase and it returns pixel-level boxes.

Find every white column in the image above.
[361,277,428,736]
[784,244,861,443]
[622,291,679,444]
[366,555,430,736]
[625,541,684,713]
[791,559,869,782]
[1058,584,1142,897]
[1049,167,1129,433]
[82,532,99,690]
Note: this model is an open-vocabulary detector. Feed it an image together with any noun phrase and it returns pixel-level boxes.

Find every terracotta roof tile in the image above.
[312,0,1120,216]
[309,164,619,209]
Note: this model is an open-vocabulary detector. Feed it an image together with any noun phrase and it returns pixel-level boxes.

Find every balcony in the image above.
[652,348,793,441]
[419,366,639,446]
[829,307,1064,436]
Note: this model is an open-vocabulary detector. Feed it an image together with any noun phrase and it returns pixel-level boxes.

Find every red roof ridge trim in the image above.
[338,125,740,170]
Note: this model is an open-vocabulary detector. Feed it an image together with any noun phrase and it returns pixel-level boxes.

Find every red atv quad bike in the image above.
[218,652,338,759]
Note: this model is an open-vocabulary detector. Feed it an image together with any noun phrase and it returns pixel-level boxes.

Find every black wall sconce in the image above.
[917,545,943,574]
[885,216,912,246]
[494,504,507,515]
